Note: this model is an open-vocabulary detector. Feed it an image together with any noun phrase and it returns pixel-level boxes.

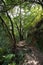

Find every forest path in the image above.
[16,41,43,65]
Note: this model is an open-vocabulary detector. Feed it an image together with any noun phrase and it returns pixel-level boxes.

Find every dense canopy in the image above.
[0,0,43,65]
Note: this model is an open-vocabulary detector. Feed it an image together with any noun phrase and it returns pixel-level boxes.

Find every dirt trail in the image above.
[16,41,43,65]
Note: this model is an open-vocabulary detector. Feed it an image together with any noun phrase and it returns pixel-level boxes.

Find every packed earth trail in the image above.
[16,41,43,65]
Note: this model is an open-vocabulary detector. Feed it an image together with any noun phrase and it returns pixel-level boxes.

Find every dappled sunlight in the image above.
[23,60,39,65]
[27,60,39,65]
[22,52,40,65]
[0,0,43,65]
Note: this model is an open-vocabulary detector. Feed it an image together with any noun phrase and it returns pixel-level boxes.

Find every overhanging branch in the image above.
[0,0,43,12]
[1,0,16,43]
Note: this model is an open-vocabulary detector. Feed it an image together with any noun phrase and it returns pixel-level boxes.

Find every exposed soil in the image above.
[16,41,43,65]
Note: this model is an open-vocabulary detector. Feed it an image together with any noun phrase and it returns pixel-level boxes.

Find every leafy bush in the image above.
[0,50,15,65]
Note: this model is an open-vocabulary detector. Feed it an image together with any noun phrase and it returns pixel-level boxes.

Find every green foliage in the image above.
[0,53,15,65]
[0,0,43,65]
[0,22,12,50]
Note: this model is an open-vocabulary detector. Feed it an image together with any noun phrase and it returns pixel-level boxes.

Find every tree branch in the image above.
[0,0,43,12]
[1,0,16,43]
[0,16,13,41]
[29,0,43,7]
[6,12,16,43]
[15,22,20,33]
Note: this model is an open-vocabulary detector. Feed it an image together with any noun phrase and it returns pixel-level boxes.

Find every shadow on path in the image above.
[16,41,43,65]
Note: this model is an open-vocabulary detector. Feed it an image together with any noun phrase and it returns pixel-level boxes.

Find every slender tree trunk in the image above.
[19,1,24,41]
[0,16,16,51]
[6,12,16,53]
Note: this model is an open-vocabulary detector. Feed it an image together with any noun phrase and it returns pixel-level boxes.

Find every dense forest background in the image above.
[0,0,43,65]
